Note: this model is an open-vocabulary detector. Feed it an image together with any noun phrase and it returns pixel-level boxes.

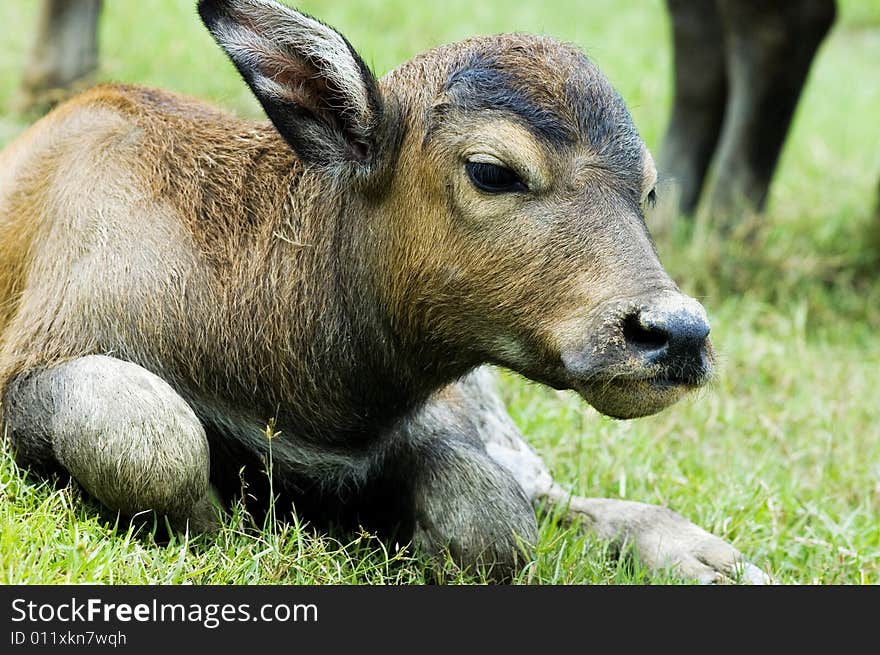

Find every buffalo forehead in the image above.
[441,36,644,175]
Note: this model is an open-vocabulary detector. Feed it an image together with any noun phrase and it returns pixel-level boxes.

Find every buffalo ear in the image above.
[198,0,384,166]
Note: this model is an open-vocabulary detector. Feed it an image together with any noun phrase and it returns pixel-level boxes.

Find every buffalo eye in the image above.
[645,187,657,207]
[466,161,527,194]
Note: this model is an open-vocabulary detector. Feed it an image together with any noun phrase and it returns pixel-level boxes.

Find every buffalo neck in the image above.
[205,165,474,444]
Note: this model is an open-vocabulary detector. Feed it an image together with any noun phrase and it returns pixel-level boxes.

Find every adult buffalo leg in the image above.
[657,0,727,223]
[706,0,836,222]
[2,355,217,532]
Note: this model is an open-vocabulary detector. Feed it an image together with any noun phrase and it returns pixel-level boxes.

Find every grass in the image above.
[1,0,879,585]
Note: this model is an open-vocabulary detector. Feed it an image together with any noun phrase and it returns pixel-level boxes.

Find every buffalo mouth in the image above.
[569,360,714,419]
[553,293,715,419]
[574,378,684,420]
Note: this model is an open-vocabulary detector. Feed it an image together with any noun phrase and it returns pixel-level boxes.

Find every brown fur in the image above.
[2,85,365,426]
[0,34,694,434]
[0,0,719,579]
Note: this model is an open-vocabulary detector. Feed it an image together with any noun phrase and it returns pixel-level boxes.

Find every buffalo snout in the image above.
[559,292,715,419]
[622,294,713,385]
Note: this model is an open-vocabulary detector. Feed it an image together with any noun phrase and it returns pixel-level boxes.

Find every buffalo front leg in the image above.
[390,397,538,581]
[2,355,217,532]
[539,496,771,584]
[457,366,773,584]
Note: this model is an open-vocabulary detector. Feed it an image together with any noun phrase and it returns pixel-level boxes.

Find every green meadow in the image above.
[1,0,878,584]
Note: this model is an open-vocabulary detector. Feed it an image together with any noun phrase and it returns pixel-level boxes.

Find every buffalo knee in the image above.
[408,440,537,580]
[3,355,211,527]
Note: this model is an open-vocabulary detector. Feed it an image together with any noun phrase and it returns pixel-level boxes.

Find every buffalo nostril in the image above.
[622,312,670,354]
[634,307,710,357]
[663,313,710,353]
[620,300,712,383]
[623,306,710,362]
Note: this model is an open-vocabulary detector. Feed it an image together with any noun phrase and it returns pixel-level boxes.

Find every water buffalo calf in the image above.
[0,0,769,583]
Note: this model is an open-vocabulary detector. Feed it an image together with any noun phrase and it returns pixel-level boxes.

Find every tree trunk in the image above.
[19,0,103,114]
